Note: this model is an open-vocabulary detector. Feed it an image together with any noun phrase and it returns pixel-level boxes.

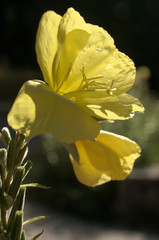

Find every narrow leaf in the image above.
[29,230,44,240]
[21,183,51,189]
[23,160,33,180]
[7,140,16,171]
[23,216,47,226]
[20,230,26,240]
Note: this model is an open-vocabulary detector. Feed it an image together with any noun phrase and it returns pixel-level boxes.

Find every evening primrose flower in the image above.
[69,130,141,187]
[8,8,144,143]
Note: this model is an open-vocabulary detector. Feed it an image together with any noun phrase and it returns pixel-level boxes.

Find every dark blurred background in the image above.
[1,0,159,92]
[1,0,159,236]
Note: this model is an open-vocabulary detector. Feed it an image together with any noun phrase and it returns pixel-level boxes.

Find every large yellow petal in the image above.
[57,8,90,41]
[7,80,101,143]
[68,47,135,95]
[97,130,141,181]
[70,130,141,187]
[65,91,144,120]
[54,29,90,93]
[52,8,90,81]
[35,11,62,89]
[62,28,116,94]
[70,140,111,187]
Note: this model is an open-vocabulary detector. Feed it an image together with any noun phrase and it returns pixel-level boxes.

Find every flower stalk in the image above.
[0,127,45,240]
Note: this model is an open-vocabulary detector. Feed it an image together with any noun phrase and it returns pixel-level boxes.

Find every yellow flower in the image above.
[7,8,144,143]
[69,130,141,187]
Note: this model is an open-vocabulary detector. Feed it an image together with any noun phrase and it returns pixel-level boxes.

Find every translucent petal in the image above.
[70,141,111,187]
[65,91,144,120]
[7,80,101,143]
[54,29,90,93]
[57,8,90,41]
[68,47,135,95]
[70,131,141,187]
[52,8,91,80]
[35,11,61,89]
[97,130,141,180]
[63,29,116,94]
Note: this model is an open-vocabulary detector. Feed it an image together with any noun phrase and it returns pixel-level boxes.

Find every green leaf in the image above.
[20,230,26,240]
[21,183,51,189]
[23,160,33,180]
[29,230,44,240]
[23,216,47,226]
[6,140,16,171]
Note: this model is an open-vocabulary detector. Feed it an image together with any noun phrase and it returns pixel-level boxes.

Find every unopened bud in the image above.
[0,148,7,167]
[8,166,24,200]
[8,187,26,230]
[9,210,23,240]
[1,127,11,146]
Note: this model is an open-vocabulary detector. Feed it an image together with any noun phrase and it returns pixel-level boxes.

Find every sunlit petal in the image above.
[65,91,144,120]
[35,11,61,89]
[70,130,141,186]
[54,29,90,93]
[7,80,101,143]
[57,8,90,40]
[68,48,135,95]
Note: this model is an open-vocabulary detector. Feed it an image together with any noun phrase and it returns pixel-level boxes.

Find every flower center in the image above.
[79,67,116,95]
